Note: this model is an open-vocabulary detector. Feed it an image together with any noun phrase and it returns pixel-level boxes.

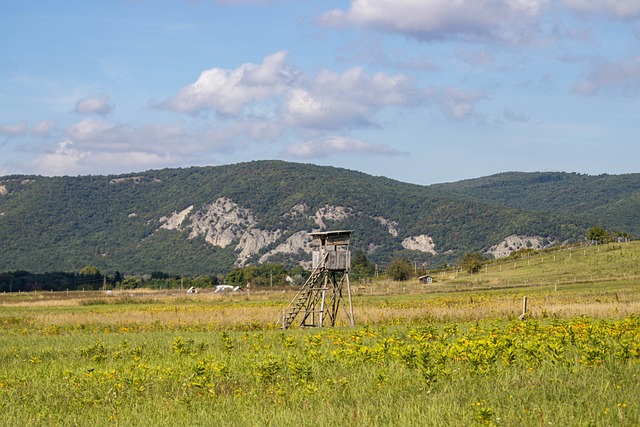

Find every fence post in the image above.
[519,296,528,320]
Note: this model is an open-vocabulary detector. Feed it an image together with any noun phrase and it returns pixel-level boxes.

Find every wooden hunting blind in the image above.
[278,230,355,329]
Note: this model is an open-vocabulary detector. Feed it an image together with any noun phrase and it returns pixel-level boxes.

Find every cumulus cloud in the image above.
[62,117,282,156]
[282,136,400,159]
[27,48,488,175]
[74,94,114,115]
[318,0,639,45]
[572,56,640,95]
[158,50,298,116]
[0,122,28,137]
[562,0,640,19]
[63,118,169,155]
[284,67,429,129]
[0,121,57,138]
[31,139,90,176]
[160,51,445,130]
[30,127,188,176]
[66,118,125,149]
[23,115,289,175]
[319,0,546,42]
[30,139,181,176]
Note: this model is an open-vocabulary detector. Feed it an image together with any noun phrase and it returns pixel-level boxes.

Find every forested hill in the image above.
[432,172,640,235]
[0,161,631,276]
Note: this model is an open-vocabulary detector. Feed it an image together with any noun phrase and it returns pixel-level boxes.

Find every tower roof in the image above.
[309,230,352,246]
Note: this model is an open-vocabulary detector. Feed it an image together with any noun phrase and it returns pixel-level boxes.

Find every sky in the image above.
[1,0,639,185]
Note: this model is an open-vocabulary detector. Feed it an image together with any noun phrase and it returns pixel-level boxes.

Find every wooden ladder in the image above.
[278,255,326,329]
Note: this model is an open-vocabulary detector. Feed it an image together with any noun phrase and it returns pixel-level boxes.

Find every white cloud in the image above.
[31,139,90,176]
[282,136,400,159]
[66,118,124,148]
[572,56,640,95]
[0,120,56,138]
[158,50,298,116]
[74,94,114,115]
[63,116,282,155]
[0,122,28,137]
[285,67,428,129]
[22,115,289,176]
[31,120,56,137]
[30,138,182,176]
[30,137,182,176]
[562,0,640,19]
[161,51,447,131]
[319,0,546,42]
[16,44,492,176]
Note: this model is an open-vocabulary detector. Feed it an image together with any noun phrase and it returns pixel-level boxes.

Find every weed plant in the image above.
[1,315,639,426]
[2,242,640,425]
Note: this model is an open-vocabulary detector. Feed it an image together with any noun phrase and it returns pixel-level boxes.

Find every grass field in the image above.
[1,242,640,426]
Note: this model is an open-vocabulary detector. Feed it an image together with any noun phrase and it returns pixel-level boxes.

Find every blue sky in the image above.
[1,0,639,185]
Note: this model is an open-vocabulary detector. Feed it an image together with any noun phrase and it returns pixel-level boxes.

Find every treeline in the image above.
[0,261,310,293]
[433,171,640,236]
[0,251,384,292]
[0,269,221,293]
[0,270,107,292]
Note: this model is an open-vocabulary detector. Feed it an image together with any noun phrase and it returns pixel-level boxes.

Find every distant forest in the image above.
[0,270,107,293]
[2,161,639,276]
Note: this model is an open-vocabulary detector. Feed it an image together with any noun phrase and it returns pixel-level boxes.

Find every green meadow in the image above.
[1,242,640,426]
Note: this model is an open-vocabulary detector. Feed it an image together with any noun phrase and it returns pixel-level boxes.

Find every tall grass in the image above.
[1,241,640,425]
[1,318,638,426]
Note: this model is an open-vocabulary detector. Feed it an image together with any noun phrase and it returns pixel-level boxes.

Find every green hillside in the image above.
[433,171,640,234]
[0,162,627,276]
[444,240,640,292]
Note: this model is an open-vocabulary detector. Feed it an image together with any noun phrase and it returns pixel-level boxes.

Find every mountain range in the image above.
[1,161,637,276]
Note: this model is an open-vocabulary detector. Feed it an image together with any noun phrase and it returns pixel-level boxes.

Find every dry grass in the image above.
[3,280,639,331]
[3,241,640,329]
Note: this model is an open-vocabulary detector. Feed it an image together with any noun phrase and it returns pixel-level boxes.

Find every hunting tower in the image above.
[278,230,355,329]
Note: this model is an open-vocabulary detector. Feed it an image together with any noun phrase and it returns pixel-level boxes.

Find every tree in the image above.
[150,271,169,280]
[351,250,374,279]
[387,258,413,281]
[191,276,213,288]
[461,252,484,274]
[256,263,287,286]
[225,268,246,287]
[288,265,308,284]
[121,276,142,289]
[614,231,632,242]
[112,271,123,285]
[79,266,101,276]
[78,265,103,290]
[243,265,259,285]
[587,226,610,244]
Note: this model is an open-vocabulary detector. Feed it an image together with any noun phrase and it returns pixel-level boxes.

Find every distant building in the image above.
[418,275,434,284]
